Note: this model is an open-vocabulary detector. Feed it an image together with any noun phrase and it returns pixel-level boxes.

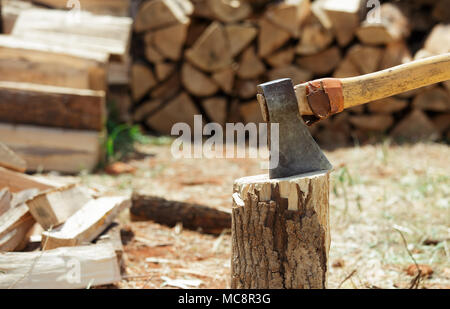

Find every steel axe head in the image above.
[257,78,332,179]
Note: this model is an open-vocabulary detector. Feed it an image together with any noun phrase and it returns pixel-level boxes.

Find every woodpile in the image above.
[0,142,130,289]
[0,2,133,172]
[130,0,450,147]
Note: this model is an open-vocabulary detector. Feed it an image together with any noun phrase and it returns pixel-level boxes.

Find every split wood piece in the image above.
[424,24,450,55]
[212,67,235,94]
[26,184,92,230]
[346,44,383,75]
[0,188,12,217]
[258,18,291,58]
[147,92,200,135]
[131,63,157,101]
[96,222,124,262]
[239,100,264,124]
[134,0,192,32]
[155,62,176,81]
[12,9,133,62]
[235,79,260,100]
[145,45,164,64]
[0,82,106,131]
[0,35,108,91]
[24,0,131,16]
[379,41,412,70]
[185,21,232,72]
[265,0,310,38]
[0,203,35,252]
[42,196,131,250]
[0,243,121,289]
[145,22,189,61]
[349,115,394,132]
[391,109,440,142]
[368,97,408,114]
[0,142,26,172]
[181,63,219,97]
[232,171,330,289]
[11,188,41,208]
[191,0,214,19]
[0,123,102,173]
[185,20,209,48]
[1,0,37,34]
[225,23,258,58]
[432,114,450,134]
[267,65,312,85]
[413,87,450,112]
[296,46,341,75]
[150,73,181,102]
[356,3,410,45]
[265,47,295,68]
[320,0,364,46]
[207,0,251,23]
[236,46,266,79]
[133,100,162,123]
[333,57,360,78]
[131,193,231,235]
[0,167,59,193]
[202,97,228,125]
[295,13,334,56]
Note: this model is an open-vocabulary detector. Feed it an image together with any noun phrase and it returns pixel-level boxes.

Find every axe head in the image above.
[257,78,332,179]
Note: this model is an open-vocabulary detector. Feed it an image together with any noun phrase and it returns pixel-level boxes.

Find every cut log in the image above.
[0,243,121,289]
[296,46,341,75]
[145,22,189,61]
[0,81,106,131]
[212,67,235,94]
[134,0,191,32]
[267,65,312,85]
[0,167,59,193]
[320,0,364,46]
[368,97,408,114]
[0,203,35,251]
[185,21,232,72]
[349,115,394,132]
[133,100,162,122]
[150,73,181,101]
[333,56,359,78]
[202,97,228,125]
[356,3,410,45]
[347,44,383,74]
[432,0,450,23]
[108,85,132,122]
[264,47,295,68]
[379,41,412,70]
[239,100,264,124]
[147,92,200,134]
[0,35,107,91]
[295,14,333,55]
[232,171,330,288]
[0,188,12,217]
[0,123,101,173]
[131,63,157,101]
[12,8,133,62]
[432,113,450,134]
[181,62,219,97]
[236,46,266,79]
[26,184,92,230]
[412,87,450,112]
[0,142,26,172]
[265,0,310,38]
[155,62,176,81]
[258,18,291,58]
[424,24,450,55]
[391,109,440,142]
[21,0,132,17]
[225,23,258,57]
[42,196,131,250]
[145,45,164,64]
[235,79,259,100]
[131,192,231,235]
[206,0,251,23]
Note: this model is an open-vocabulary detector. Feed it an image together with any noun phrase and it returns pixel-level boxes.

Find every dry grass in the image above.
[75,141,449,289]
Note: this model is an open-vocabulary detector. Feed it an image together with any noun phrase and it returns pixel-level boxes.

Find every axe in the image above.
[257,53,450,179]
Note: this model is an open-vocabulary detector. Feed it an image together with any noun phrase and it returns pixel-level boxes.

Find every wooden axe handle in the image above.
[296,53,450,116]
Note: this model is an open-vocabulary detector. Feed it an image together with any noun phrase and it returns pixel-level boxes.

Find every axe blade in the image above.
[257,78,332,179]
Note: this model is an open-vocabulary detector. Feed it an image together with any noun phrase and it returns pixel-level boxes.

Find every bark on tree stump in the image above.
[231,171,330,289]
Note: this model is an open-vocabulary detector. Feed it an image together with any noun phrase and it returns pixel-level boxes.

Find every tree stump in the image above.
[231,171,330,289]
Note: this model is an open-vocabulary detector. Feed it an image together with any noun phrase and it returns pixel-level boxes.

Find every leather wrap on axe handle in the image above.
[295,53,450,118]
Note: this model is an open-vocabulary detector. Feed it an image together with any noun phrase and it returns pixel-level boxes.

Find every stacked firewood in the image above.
[131,0,449,147]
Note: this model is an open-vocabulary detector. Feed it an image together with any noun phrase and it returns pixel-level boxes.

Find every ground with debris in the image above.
[73,141,450,289]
